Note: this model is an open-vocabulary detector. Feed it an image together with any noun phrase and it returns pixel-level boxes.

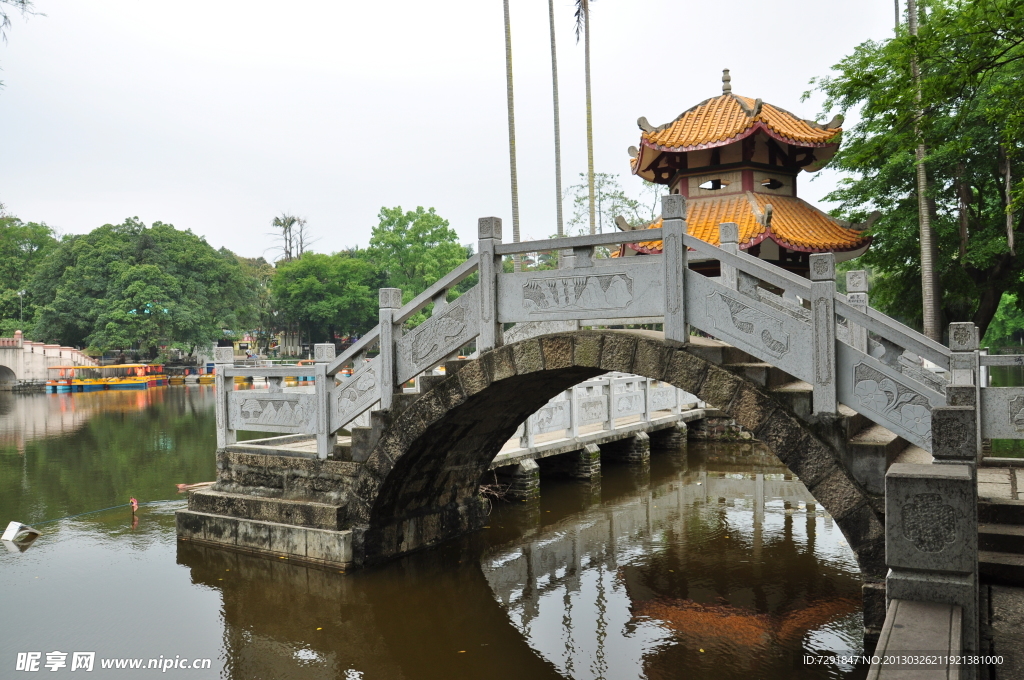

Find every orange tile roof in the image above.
[642,95,841,151]
[621,193,870,255]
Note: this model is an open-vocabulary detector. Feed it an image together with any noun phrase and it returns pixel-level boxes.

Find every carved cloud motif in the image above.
[853,363,932,442]
[411,304,467,362]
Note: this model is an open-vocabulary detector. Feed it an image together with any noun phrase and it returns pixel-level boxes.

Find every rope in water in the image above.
[30,498,183,526]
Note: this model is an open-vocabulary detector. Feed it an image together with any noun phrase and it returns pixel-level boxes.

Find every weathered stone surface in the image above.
[633,338,670,380]
[885,463,976,574]
[540,335,574,370]
[808,468,864,521]
[931,406,977,462]
[434,375,468,411]
[662,350,708,394]
[839,502,886,577]
[727,382,778,433]
[512,339,544,375]
[697,364,742,410]
[270,523,307,556]
[573,333,603,368]
[599,334,636,373]
[484,345,517,382]
[456,359,491,396]
[237,520,271,550]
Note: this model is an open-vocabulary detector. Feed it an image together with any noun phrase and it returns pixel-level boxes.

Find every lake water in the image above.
[0,387,866,679]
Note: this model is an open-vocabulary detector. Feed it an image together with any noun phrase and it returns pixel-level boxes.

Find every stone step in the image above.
[723,362,794,389]
[848,423,908,460]
[188,489,346,530]
[979,524,1024,555]
[771,380,812,419]
[391,392,419,415]
[979,550,1024,586]
[417,374,445,393]
[980,499,1024,526]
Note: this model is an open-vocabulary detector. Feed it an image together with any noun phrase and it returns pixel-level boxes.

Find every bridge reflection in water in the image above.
[177,442,865,680]
[482,443,864,679]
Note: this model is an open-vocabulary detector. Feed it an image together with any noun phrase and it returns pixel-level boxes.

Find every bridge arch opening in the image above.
[0,364,17,390]
[351,330,883,580]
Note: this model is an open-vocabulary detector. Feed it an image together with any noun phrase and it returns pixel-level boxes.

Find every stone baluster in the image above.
[431,288,449,316]
[809,253,838,415]
[520,415,533,449]
[604,378,615,431]
[661,195,689,345]
[477,217,502,353]
[885,463,979,669]
[846,270,869,353]
[568,386,580,438]
[213,345,236,450]
[718,222,739,290]
[378,288,402,411]
[313,343,336,459]
[641,377,652,422]
[943,322,982,464]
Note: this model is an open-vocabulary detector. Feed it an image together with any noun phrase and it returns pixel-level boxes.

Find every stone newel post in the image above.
[809,253,838,415]
[885,463,979,664]
[213,344,235,450]
[378,288,401,411]
[846,270,869,353]
[661,195,688,345]
[477,217,502,353]
[313,343,335,459]
[718,222,739,291]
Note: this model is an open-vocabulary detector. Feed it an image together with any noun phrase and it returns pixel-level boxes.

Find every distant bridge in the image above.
[178,195,1018,662]
[0,331,97,389]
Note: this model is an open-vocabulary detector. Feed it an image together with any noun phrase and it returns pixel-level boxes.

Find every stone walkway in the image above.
[978,467,1024,501]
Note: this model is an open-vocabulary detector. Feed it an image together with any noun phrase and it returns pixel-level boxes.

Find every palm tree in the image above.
[548,0,564,239]
[502,0,522,271]
[907,0,941,340]
[575,0,596,235]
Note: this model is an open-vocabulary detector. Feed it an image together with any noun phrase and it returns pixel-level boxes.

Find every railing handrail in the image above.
[325,328,380,376]
[833,296,951,369]
[395,254,480,325]
[682,233,813,298]
[494,229,664,256]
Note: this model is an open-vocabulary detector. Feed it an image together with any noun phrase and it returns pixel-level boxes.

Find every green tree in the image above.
[30,218,256,354]
[367,206,470,325]
[566,172,660,235]
[270,250,380,343]
[0,213,57,333]
[813,0,1024,339]
[239,256,278,354]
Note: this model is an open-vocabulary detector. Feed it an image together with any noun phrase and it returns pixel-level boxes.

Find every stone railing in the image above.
[511,372,694,449]
[211,194,1024,461]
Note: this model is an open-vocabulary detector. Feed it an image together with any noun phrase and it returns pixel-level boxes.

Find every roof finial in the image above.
[722,69,732,95]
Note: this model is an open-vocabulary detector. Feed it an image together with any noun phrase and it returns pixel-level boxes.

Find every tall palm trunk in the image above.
[908,0,942,340]
[583,0,596,235]
[548,0,564,239]
[502,0,521,271]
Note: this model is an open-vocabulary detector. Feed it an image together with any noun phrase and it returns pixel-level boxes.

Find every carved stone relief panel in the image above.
[901,493,957,552]
[649,385,677,411]
[705,290,790,359]
[396,287,479,384]
[228,393,316,433]
[852,362,932,446]
[577,397,608,425]
[497,260,664,323]
[530,400,570,435]
[331,358,382,431]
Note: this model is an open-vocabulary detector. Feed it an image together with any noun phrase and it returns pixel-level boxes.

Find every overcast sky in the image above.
[0,1,895,260]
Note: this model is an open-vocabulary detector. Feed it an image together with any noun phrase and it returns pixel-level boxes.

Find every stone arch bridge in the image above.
[179,196,1019,655]
[0,331,97,389]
